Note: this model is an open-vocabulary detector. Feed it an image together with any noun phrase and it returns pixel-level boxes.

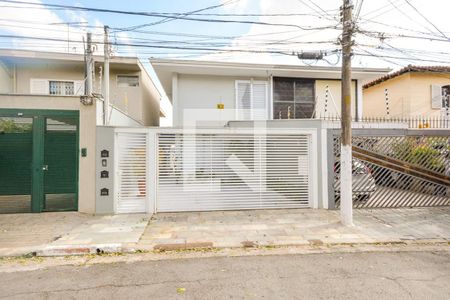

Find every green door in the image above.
[0,109,79,213]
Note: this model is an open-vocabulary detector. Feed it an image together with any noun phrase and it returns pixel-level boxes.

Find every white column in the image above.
[172,73,179,127]
[340,144,353,225]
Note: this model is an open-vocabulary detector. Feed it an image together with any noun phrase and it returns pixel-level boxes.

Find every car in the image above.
[334,158,376,202]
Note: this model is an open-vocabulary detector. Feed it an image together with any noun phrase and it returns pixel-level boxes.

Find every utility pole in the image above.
[86,32,93,97]
[103,25,110,125]
[340,0,354,226]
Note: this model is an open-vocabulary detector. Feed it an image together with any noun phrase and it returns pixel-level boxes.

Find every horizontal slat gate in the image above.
[157,133,311,212]
[116,132,147,213]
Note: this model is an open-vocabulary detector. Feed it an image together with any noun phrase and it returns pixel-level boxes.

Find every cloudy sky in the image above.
[1,0,449,124]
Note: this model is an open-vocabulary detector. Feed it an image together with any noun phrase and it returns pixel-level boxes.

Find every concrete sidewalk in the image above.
[0,207,448,257]
[138,207,450,250]
[0,213,150,257]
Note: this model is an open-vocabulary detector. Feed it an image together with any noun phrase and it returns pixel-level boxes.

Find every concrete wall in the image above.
[95,126,115,214]
[175,74,360,125]
[176,74,258,126]
[363,72,450,117]
[0,95,97,214]
[6,60,159,126]
[410,73,450,116]
[315,80,357,118]
[15,62,85,93]
[141,68,161,126]
[0,62,11,93]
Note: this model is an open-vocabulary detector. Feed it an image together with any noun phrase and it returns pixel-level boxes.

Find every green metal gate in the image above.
[0,109,79,213]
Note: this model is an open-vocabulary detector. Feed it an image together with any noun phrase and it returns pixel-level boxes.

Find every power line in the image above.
[118,0,239,31]
[0,33,323,56]
[354,49,450,64]
[0,0,338,31]
[403,0,447,39]
[357,29,450,43]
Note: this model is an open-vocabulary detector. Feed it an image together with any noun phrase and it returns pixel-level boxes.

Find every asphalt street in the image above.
[1,250,449,299]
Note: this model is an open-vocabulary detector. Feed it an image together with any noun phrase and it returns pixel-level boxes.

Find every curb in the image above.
[37,243,124,257]
[2,239,448,258]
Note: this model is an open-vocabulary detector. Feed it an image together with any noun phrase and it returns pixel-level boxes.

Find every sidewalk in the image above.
[0,213,149,257]
[0,207,448,257]
[138,207,450,250]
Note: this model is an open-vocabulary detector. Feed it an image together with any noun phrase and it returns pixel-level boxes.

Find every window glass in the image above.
[273,77,315,119]
[118,75,139,87]
[49,81,74,95]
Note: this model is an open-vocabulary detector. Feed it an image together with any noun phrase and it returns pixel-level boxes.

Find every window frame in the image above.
[48,80,75,96]
[30,78,84,96]
[235,79,269,120]
[116,75,140,88]
[272,77,316,119]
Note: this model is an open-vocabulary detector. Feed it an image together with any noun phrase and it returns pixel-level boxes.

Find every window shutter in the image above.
[252,82,268,120]
[431,84,442,109]
[30,79,49,94]
[74,80,85,96]
[236,81,251,120]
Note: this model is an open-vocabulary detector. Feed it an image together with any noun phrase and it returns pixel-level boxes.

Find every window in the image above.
[235,80,268,120]
[30,79,84,96]
[431,84,450,109]
[273,77,315,119]
[117,75,139,87]
[442,85,450,108]
[49,81,74,95]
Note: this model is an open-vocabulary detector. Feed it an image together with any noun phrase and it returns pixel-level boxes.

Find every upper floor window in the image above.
[273,77,315,119]
[30,79,83,96]
[235,80,268,120]
[117,75,139,87]
[49,81,74,95]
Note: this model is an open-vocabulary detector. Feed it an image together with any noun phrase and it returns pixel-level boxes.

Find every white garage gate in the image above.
[156,132,312,212]
[114,128,316,214]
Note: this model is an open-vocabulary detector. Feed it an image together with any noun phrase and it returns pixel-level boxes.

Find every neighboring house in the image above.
[0,49,161,214]
[150,59,389,126]
[363,65,450,118]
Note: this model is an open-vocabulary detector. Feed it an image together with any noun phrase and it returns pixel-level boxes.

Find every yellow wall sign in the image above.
[217,103,224,109]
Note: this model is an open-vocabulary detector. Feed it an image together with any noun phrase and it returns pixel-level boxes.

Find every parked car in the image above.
[334,159,376,202]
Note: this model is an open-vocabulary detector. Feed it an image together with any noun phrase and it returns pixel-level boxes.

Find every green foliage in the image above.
[392,138,445,171]
[0,119,32,133]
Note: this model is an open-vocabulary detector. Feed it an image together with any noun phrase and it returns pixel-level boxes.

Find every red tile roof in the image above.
[363,65,450,89]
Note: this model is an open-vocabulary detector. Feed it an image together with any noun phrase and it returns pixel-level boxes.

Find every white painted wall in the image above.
[0,62,12,93]
[176,74,268,126]
[175,74,362,125]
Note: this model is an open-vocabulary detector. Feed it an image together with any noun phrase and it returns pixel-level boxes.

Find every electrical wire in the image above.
[0,0,338,31]
[403,0,447,38]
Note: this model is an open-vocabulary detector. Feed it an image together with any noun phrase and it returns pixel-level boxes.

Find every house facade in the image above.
[363,65,450,118]
[0,49,161,214]
[150,59,389,126]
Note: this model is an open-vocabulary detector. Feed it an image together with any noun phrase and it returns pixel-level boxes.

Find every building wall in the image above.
[409,73,450,116]
[9,61,159,126]
[363,72,450,117]
[176,74,268,126]
[175,74,359,125]
[315,80,357,118]
[15,62,85,93]
[140,68,161,126]
[0,95,97,214]
[0,62,11,93]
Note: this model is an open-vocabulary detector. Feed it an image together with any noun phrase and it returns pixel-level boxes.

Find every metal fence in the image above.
[316,114,450,129]
[333,132,450,208]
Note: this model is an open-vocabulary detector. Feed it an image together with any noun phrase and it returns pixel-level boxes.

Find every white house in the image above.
[150,59,390,127]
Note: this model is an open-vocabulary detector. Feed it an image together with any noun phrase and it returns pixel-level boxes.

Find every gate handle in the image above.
[42,165,48,171]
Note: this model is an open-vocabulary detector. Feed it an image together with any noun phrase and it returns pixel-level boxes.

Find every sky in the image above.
[0,0,449,125]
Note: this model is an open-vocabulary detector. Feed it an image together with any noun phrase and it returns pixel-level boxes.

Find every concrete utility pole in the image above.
[103,25,110,125]
[86,32,93,97]
[340,0,354,226]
